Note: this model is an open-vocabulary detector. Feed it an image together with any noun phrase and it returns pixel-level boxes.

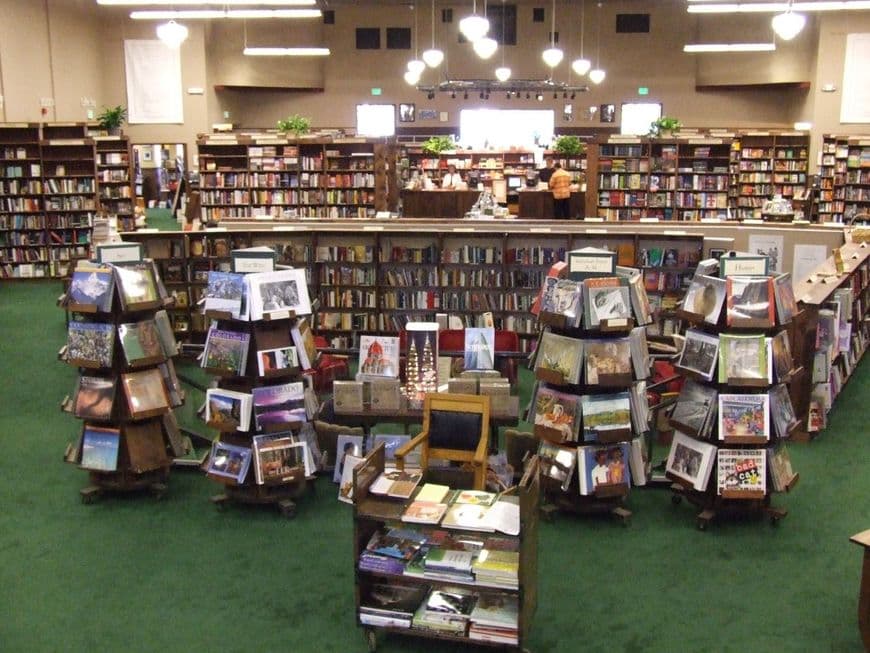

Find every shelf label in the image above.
[720,256,769,277]
[452,227,475,232]
[568,252,616,277]
[742,219,765,225]
[273,225,300,231]
[529,227,551,233]
[640,217,660,223]
[363,225,384,231]
[205,227,228,232]
[663,230,687,236]
[585,228,608,234]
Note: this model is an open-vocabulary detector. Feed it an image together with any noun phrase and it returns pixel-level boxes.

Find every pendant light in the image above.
[572,0,591,76]
[421,0,444,67]
[493,0,510,79]
[772,1,806,41]
[541,0,563,68]
[156,19,189,47]
[472,0,497,58]
[588,2,605,84]
[406,4,425,79]
[459,0,489,43]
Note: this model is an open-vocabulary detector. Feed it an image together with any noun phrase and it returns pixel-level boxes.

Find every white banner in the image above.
[124,40,184,124]
[841,33,870,124]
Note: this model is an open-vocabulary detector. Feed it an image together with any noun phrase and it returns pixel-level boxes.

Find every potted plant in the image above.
[421,136,454,155]
[649,116,682,138]
[97,105,127,136]
[552,135,585,157]
[276,114,312,137]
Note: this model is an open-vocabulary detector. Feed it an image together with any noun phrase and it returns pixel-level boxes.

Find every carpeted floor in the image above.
[1,281,868,652]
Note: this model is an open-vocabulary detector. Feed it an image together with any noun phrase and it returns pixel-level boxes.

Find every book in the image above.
[79,425,121,471]
[67,321,114,367]
[534,330,583,384]
[124,421,171,473]
[584,338,632,384]
[333,434,365,483]
[365,527,428,561]
[158,359,184,407]
[629,436,648,486]
[247,268,311,320]
[203,271,246,317]
[440,503,494,532]
[531,384,581,441]
[73,375,115,421]
[251,381,306,431]
[121,368,170,418]
[616,266,652,325]
[538,441,577,491]
[726,276,775,327]
[404,322,440,407]
[665,431,717,491]
[717,394,770,442]
[202,327,250,375]
[359,582,429,625]
[415,483,452,503]
[256,345,298,375]
[252,434,307,485]
[681,274,726,324]
[333,380,365,413]
[669,378,717,438]
[583,277,632,328]
[370,379,402,411]
[773,272,797,324]
[358,335,400,378]
[768,443,797,492]
[401,500,449,524]
[770,331,794,381]
[769,383,798,438]
[453,490,498,507]
[207,440,253,484]
[677,328,720,381]
[717,448,766,496]
[68,262,114,311]
[290,317,317,370]
[531,261,568,316]
[463,327,495,371]
[580,392,632,442]
[540,278,583,327]
[577,442,632,495]
[118,319,165,366]
[205,388,252,432]
[629,326,651,380]
[113,261,160,310]
[369,469,424,499]
[718,333,768,382]
[152,309,179,357]
[469,594,519,644]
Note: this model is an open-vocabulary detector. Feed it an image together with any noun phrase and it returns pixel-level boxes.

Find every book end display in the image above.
[528,249,653,526]
[666,251,801,530]
[59,254,186,502]
[200,258,320,517]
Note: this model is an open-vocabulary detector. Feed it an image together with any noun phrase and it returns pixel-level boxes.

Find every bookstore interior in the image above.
[4,1,870,651]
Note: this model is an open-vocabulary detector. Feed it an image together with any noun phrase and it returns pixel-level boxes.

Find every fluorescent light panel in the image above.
[131,9,321,19]
[244,47,330,56]
[684,42,777,51]
[100,0,314,4]
[688,2,870,13]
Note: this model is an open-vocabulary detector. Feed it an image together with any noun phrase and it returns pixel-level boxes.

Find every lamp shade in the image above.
[459,14,489,42]
[772,10,805,40]
[588,68,606,84]
[403,69,421,85]
[406,59,426,75]
[494,66,512,82]
[421,48,444,67]
[571,57,592,76]
[473,37,498,59]
[542,47,564,68]
[156,20,188,47]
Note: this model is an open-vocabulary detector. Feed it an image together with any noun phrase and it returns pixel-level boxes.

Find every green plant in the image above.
[96,105,127,131]
[276,114,311,136]
[421,135,454,155]
[649,116,682,137]
[552,135,585,157]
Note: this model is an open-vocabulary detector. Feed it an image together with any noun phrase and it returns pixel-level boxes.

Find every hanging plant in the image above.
[421,136,454,155]
[276,114,312,136]
[649,116,682,138]
[552,135,585,157]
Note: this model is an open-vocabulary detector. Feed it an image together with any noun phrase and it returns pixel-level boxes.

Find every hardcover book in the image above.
[583,277,632,328]
[207,440,253,484]
[726,276,775,327]
[773,272,797,324]
[534,330,583,384]
[124,421,171,473]
[358,335,400,378]
[717,394,770,441]
[113,261,160,310]
[665,431,717,491]
[681,274,726,324]
[67,321,115,368]
[68,262,114,311]
[769,383,798,438]
[333,434,365,483]
[401,500,449,524]
[440,503,494,531]
[79,425,121,471]
[333,380,365,413]
[768,443,797,492]
[718,333,768,382]
[532,385,581,441]
[252,434,307,485]
[203,271,246,317]
[205,388,252,432]
[202,327,250,375]
[257,345,298,375]
[584,338,632,384]
[770,331,794,381]
[121,368,169,418]
[669,378,717,438]
[118,319,165,366]
[291,317,318,370]
[369,469,423,499]
[677,329,720,381]
[370,379,402,411]
[73,375,115,421]
[717,448,766,496]
[251,381,306,431]
[579,392,632,442]
[247,268,312,320]
[540,278,583,326]
[538,441,577,491]
[576,442,632,495]
[464,327,496,371]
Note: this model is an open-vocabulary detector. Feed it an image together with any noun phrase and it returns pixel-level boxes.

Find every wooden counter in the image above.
[401,189,481,219]
[517,190,585,219]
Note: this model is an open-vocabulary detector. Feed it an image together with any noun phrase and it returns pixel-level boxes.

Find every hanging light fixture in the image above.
[588,1,605,84]
[493,0,511,80]
[406,4,425,78]
[404,69,421,85]
[459,0,489,43]
[421,0,444,67]
[541,0,563,68]
[474,36,498,59]
[156,19,189,47]
[572,0,592,76]
[772,1,806,40]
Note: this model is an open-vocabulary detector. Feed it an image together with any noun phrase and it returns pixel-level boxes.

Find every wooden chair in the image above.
[395,393,491,490]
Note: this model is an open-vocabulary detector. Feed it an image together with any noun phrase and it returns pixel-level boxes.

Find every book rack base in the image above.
[541,490,632,526]
[361,625,530,653]
[211,479,311,518]
[80,467,170,504]
[669,482,787,531]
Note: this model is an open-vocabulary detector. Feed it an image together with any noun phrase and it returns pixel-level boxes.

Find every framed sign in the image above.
[399,103,416,123]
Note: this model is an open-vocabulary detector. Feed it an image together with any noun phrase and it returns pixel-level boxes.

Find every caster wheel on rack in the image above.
[211,495,228,512]
[697,518,708,531]
[671,494,682,506]
[150,483,168,500]
[80,487,100,504]
[278,500,296,519]
[365,628,377,652]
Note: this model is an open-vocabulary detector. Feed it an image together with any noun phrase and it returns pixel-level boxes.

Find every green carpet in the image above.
[1,281,868,652]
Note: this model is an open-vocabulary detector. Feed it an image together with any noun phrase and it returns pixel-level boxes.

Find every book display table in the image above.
[59,255,186,502]
[850,528,870,651]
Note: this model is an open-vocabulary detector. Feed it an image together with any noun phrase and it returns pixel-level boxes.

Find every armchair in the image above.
[395,393,491,490]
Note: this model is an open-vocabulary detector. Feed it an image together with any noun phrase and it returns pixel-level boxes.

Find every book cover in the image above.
[203,271,246,316]
[121,368,170,418]
[152,309,179,357]
[68,321,115,367]
[534,331,583,384]
[68,263,114,311]
[469,594,519,632]
[464,327,495,371]
[113,261,159,310]
[726,276,775,327]
[124,421,171,473]
[584,277,632,328]
[718,333,767,382]
[118,319,164,366]
[576,443,632,495]
[401,500,449,524]
[717,394,770,441]
[669,378,717,437]
[365,527,428,561]
[453,490,498,507]
[415,483,451,503]
[207,440,252,484]
[768,443,797,492]
[665,431,717,491]
[73,375,115,421]
[333,434,365,483]
[369,469,423,498]
[247,268,311,320]
[773,272,797,324]
[717,448,766,496]
[257,345,298,375]
[681,274,726,324]
[290,317,317,370]
[677,328,720,381]
[251,381,306,431]
[338,453,364,504]
[360,582,429,620]
[205,388,251,432]
[440,503,494,532]
[584,338,632,384]
[358,335,400,378]
[370,379,402,411]
[333,380,365,413]
[770,331,793,381]
[252,434,307,485]
[532,385,580,441]
[403,322,440,407]
[579,392,632,441]
[542,279,583,326]
[615,267,652,326]
[80,425,121,471]
[538,441,576,490]
[203,327,250,374]
[769,383,798,438]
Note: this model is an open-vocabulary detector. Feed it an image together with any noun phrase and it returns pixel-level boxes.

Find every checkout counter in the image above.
[401,187,585,219]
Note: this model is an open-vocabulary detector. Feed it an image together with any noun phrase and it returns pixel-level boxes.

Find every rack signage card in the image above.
[568,251,616,280]
[719,255,768,277]
[97,242,143,264]
[232,249,276,273]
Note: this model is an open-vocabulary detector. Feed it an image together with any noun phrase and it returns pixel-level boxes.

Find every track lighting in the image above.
[464,91,469,99]
[536,92,543,101]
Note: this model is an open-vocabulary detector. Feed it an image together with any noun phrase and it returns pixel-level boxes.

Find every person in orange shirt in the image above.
[548,162,572,219]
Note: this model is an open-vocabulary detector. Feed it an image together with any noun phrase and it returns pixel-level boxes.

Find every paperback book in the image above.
[669,378,717,439]
[401,500,449,524]
[718,333,768,383]
[538,441,577,491]
[338,454,364,504]
[79,425,121,472]
[359,582,429,629]
[369,469,424,499]
[540,278,583,326]
[257,345,298,375]
[464,327,496,371]
[67,321,115,368]
[118,319,165,366]
[203,271,246,317]
[121,368,170,418]
[579,392,632,442]
[584,338,632,384]
[531,384,581,441]
[251,381,306,431]
[113,261,160,310]
[202,327,250,375]
[577,442,632,495]
[629,327,651,380]
[717,394,770,441]
[252,434,307,485]
[616,266,652,325]
[665,431,717,492]
[153,309,179,357]
[768,443,797,492]
[207,440,253,484]
[769,383,798,438]
[677,329,720,381]
[770,331,794,382]
[534,331,583,384]
[726,276,775,327]
[68,262,114,311]
[717,448,766,496]
[333,434,365,483]
[773,272,797,324]
[583,277,632,329]
[247,268,312,320]
[291,317,318,370]
[358,335,400,378]
[681,274,726,324]
[73,375,115,421]
[205,388,252,432]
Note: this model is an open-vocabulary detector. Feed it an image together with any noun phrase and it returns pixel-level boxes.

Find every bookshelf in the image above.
[818,134,849,223]
[844,138,870,224]
[675,139,732,221]
[95,136,135,230]
[351,443,539,650]
[131,232,192,340]
[595,139,649,221]
[197,137,251,222]
[734,132,809,220]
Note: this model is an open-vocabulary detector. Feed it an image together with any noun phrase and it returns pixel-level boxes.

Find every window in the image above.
[355,28,380,50]
[323,10,334,25]
[616,14,650,33]
[442,8,452,23]
[386,27,411,49]
[488,3,517,45]
[621,103,662,136]
[532,7,544,22]
[357,104,395,138]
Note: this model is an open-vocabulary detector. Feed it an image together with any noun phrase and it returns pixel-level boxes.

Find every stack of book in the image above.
[422,548,475,583]
[471,549,519,590]
[358,582,429,629]
[411,588,477,636]
[359,527,427,576]
[468,594,519,645]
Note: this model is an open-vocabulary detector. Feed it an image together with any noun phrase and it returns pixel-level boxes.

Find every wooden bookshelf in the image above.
[95,136,134,230]
[595,138,649,221]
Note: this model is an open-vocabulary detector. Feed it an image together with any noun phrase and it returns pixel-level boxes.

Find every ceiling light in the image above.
[589,68,606,84]
[542,47,564,67]
[687,1,870,13]
[683,43,776,52]
[156,20,188,47]
[244,47,330,56]
[473,36,498,59]
[572,58,592,75]
[407,59,426,75]
[495,66,512,82]
[772,7,806,40]
[101,0,315,4]
[459,0,489,42]
[422,48,444,67]
[131,9,321,19]
[404,70,421,85]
